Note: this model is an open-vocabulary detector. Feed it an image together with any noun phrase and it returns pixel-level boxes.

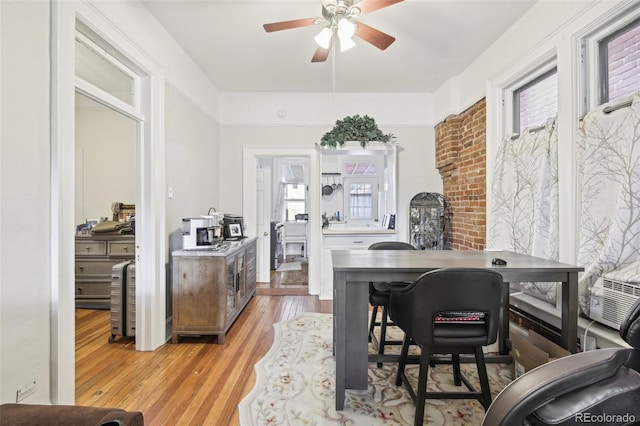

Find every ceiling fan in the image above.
[263,0,403,63]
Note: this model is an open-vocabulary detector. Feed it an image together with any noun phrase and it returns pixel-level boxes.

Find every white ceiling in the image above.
[141,0,537,93]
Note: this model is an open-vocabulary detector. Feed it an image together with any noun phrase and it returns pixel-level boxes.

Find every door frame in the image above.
[51,1,166,403]
[243,146,321,295]
[255,167,271,282]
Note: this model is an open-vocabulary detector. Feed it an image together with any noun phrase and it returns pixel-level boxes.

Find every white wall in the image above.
[0,0,52,403]
[75,98,137,225]
[165,82,221,251]
[220,92,434,126]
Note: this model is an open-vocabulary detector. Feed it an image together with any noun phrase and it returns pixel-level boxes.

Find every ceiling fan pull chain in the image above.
[332,40,336,93]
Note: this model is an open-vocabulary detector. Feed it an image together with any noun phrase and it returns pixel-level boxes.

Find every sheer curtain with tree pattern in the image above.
[488,116,560,306]
[577,93,640,316]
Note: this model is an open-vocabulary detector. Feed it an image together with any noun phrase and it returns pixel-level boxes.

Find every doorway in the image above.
[242,146,322,298]
[74,91,136,331]
[256,157,310,294]
[51,3,167,403]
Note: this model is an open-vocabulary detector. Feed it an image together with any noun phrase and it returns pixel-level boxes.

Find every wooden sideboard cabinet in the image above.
[171,238,256,344]
[75,234,136,308]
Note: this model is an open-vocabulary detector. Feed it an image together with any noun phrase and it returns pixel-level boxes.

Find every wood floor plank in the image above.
[76,294,331,425]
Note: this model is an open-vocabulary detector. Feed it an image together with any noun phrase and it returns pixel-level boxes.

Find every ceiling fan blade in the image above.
[263,18,319,33]
[355,22,395,50]
[311,45,331,63]
[353,0,404,15]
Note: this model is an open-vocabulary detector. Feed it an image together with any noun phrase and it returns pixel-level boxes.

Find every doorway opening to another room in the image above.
[243,147,321,298]
[254,157,309,293]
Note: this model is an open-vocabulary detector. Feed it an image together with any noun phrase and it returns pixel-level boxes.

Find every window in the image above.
[513,69,558,133]
[342,159,380,222]
[283,184,305,222]
[348,181,374,219]
[75,33,137,106]
[599,17,640,104]
[277,159,307,222]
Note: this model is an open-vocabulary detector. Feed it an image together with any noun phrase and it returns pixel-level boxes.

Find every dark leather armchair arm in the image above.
[482,348,636,425]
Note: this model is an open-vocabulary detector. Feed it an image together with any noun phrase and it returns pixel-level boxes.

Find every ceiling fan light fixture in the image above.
[337,18,356,52]
[314,27,333,49]
[337,18,356,39]
[339,33,356,52]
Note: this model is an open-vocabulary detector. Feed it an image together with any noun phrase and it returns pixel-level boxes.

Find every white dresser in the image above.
[75,234,135,308]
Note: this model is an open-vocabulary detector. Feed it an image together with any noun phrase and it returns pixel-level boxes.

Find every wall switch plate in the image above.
[168,186,174,199]
[16,380,36,402]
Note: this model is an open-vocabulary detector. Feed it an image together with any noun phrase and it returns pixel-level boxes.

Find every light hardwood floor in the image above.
[76,268,330,425]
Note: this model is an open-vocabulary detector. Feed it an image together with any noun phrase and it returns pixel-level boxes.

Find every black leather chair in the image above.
[388,268,504,426]
[368,241,416,367]
[482,298,640,426]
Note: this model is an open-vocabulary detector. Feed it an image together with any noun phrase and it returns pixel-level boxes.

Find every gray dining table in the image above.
[331,249,584,410]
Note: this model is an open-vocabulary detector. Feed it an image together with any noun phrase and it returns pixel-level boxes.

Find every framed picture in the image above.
[228,223,243,238]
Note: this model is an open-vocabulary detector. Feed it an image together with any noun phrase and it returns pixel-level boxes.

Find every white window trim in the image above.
[75,77,141,121]
[502,55,557,138]
[75,30,140,110]
[579,4,640,114]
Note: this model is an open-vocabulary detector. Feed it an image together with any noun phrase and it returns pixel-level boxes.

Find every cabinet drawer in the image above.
[108,241,135,256]
[76,259,124,276]
[75,241,107,256]
[75,280,110,297]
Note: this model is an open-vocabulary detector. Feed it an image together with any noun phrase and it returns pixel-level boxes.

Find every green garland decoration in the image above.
[320,114,395,148]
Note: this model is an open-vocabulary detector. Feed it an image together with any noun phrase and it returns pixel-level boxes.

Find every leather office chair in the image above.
[482,298,640,426]
[388,268,504,426]
[368,241,416,367]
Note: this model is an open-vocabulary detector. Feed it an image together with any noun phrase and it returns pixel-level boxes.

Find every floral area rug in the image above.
[238,312,512,425]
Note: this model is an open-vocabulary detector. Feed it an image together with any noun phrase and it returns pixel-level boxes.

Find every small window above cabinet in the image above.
[321,141,397,227]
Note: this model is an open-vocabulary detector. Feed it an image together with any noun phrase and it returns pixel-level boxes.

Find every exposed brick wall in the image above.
[608,23,640,101]
[518,73,557,130]
[435,99,486,250]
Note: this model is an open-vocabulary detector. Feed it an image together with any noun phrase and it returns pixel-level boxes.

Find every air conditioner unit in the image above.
[589,278,640,329]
